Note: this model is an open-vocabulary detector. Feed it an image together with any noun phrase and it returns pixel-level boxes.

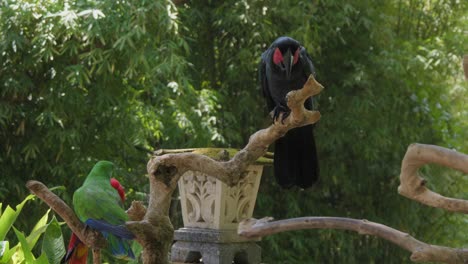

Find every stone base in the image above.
[171,241,261,264]
[171,228,261,264]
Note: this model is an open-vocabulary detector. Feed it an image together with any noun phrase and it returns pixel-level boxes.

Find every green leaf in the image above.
[34,253,50,264]
[41,216,65,264]
[1,209,54,264]
[13,227,34,263]
[26,209,50,249]
[0,194,35,241]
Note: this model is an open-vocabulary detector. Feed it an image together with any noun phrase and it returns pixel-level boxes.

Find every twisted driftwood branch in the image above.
[238,217,468,263]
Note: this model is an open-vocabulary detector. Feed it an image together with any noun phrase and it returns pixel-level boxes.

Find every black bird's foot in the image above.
[272,105,290,124]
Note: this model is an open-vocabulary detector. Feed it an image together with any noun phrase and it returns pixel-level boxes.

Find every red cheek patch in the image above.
[293,48,300,64]
[273,48,283,65]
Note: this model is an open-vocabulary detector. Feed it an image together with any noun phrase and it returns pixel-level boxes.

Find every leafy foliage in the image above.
[0,195,65,264]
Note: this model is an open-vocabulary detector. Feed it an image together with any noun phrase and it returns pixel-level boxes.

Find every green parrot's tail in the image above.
[104,232,135,260]
[84,219,135,259]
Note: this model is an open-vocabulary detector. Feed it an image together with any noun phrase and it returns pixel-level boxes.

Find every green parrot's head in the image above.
[84,160,115,184]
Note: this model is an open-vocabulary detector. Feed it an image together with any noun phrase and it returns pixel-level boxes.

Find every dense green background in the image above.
[1,0,467,263]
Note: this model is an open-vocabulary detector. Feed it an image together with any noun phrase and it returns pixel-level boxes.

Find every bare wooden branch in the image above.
[25,180,107,250]
[398,143,468,213]
[238,217,468,264]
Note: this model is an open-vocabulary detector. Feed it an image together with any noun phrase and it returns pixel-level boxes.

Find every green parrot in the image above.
[72,161,135,260]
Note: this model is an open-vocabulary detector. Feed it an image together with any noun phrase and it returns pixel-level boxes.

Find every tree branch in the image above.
[398,143,468,213]
[238,217,468,264]
[25,181,107,249]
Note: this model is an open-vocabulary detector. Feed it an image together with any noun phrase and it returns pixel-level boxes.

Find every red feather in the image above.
[64,233,88,264]
[110,178,126,202]
[273,48,283,65]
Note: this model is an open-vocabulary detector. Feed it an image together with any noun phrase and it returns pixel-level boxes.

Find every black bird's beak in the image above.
[283,48,293,79]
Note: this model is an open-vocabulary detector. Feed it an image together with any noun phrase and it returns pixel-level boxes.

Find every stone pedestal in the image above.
[171,165,263,264]
[171,228,261,264]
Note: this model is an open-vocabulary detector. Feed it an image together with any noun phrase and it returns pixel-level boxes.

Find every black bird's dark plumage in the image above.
[259,36,319,188]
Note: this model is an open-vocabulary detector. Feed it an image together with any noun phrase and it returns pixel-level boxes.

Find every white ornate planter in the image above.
[178,165,263,230]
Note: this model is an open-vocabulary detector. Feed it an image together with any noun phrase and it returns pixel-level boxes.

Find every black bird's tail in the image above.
[273,124,319,189]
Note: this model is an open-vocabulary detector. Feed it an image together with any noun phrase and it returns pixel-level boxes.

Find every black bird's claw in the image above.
[272,106,290,124]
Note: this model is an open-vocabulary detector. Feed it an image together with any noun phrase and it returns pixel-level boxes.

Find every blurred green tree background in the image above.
[1,0,467,263]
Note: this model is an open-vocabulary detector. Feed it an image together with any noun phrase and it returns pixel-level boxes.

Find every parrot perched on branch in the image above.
[64,161,135,262]
[259,36,319,189]
[63,177,127,263]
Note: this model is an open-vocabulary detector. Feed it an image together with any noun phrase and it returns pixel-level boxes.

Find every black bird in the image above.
[259,36,319,189]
